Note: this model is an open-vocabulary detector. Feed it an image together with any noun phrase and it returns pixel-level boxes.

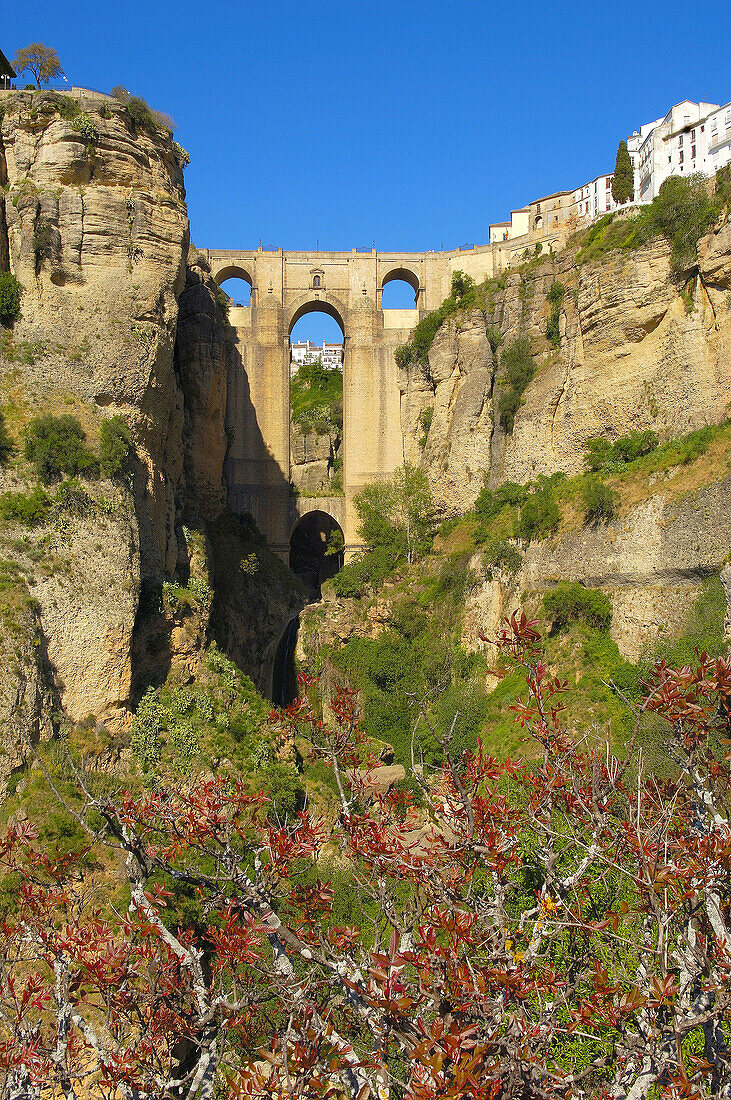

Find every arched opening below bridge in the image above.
[271,511,345,706]
[289,511,344,601]
[381,268,419,309]
[215,265,252,307]
[289,304,345,497]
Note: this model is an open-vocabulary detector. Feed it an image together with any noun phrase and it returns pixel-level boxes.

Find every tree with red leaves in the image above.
[1,612,730,1099]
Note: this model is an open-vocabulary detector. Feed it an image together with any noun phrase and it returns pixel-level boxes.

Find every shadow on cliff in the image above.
[129,259,305,703]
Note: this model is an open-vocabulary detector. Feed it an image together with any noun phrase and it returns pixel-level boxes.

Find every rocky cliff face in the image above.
[402,220,731,514]
[0,92,302,788]
[0,91,189,742]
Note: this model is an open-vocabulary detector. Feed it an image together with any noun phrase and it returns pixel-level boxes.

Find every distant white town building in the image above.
[633,100,731,201]
[290,340,343,373]
[488,97,731,253]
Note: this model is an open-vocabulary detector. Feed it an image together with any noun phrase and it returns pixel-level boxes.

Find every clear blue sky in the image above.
[6,0,730,332]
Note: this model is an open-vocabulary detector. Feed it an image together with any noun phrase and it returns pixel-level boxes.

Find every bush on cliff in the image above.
[99,416,133,479]
[0,273,22,327]
[514,478,560,541]
[582,476,617,525]
[24,415,96,482]
[543,581,612,632]
[497,336,536,433]
[584,430,659,472]
[0,486,51,526]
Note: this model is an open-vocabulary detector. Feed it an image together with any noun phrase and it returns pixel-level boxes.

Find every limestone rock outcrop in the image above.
[402,223,731,513]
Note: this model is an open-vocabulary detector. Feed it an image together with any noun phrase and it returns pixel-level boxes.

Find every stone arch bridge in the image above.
[202,245,496,557]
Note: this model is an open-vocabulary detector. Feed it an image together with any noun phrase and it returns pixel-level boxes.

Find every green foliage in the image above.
[640,573,726,671]
[126,96,156,133]
[260,763,305,824]
[395,275,484,374]
[481,537,523,577]
[12,43,64,88]
[54,478,93,516]
[0,272,22,327]
[57,96,80,122]
[99,416,133,479]
[515,479,560,541]
[173,141,190,167]
[612,140,634,204]
[651,174,720,274]
[290,357,343,436]
[331,546,399,599]
[23,415,96,482]
[543,582,613,633]
[324,528,344,557]
[497,336,535,433]
[0,486,50,526]
[71,113,99,143]
[582,477,618,525]
[475,481,529,527]
[418,405,433,450]
[545,281,564,349]
[578,174,721,275]
[584,430,659,473]
[0,410,12,463]
[354,462,435,565]
[129,688,163,769]
[33,218,54,267]
[486,325,503,354]
[450,270,475,301]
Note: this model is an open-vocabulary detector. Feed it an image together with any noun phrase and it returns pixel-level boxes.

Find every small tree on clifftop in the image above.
[612,139,634,204]
[11,43,64,89]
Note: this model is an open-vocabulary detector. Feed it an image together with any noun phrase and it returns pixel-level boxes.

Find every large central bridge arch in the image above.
[207,245,498,559]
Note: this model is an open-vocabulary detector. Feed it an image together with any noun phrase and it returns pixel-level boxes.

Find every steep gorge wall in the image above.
[399,217,731,660]
[403,221,731,512]
[0,93,301,785]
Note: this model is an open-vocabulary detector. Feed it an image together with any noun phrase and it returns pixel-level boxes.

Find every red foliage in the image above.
[1,611,730,1098]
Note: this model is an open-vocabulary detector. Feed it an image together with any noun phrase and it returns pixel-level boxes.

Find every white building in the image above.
[488,96,731,258]
[290,340,343,373]
[635,100,727,201]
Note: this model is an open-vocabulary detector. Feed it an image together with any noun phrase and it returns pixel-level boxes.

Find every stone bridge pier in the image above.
[202,245,496,559]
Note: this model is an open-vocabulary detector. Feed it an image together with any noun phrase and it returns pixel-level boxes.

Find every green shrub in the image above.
[497,336,535,433]
[57,96,80,121]
[543,582,612,632]
[71,113,99,143]
[577,175,720,275]
[545,280,564,349]
[450,270,475,301]
[482,538,523,577]
[582,477,618,525]
[0,410,12,463]
[99,415,133,478]
[354,463,434,565]
[515,481,560,541]
[650,174,720,274]
[486,326,503,354]
[0,486,50,526]
[475,480,528,527]
[331,546,398,598]
[0,273,22,327]
[584,430,659,473]
[290,357,342,436]
[418,405,433,450]
[126,96,156,133]
[24,415,96,482]
[54,478,92,515]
